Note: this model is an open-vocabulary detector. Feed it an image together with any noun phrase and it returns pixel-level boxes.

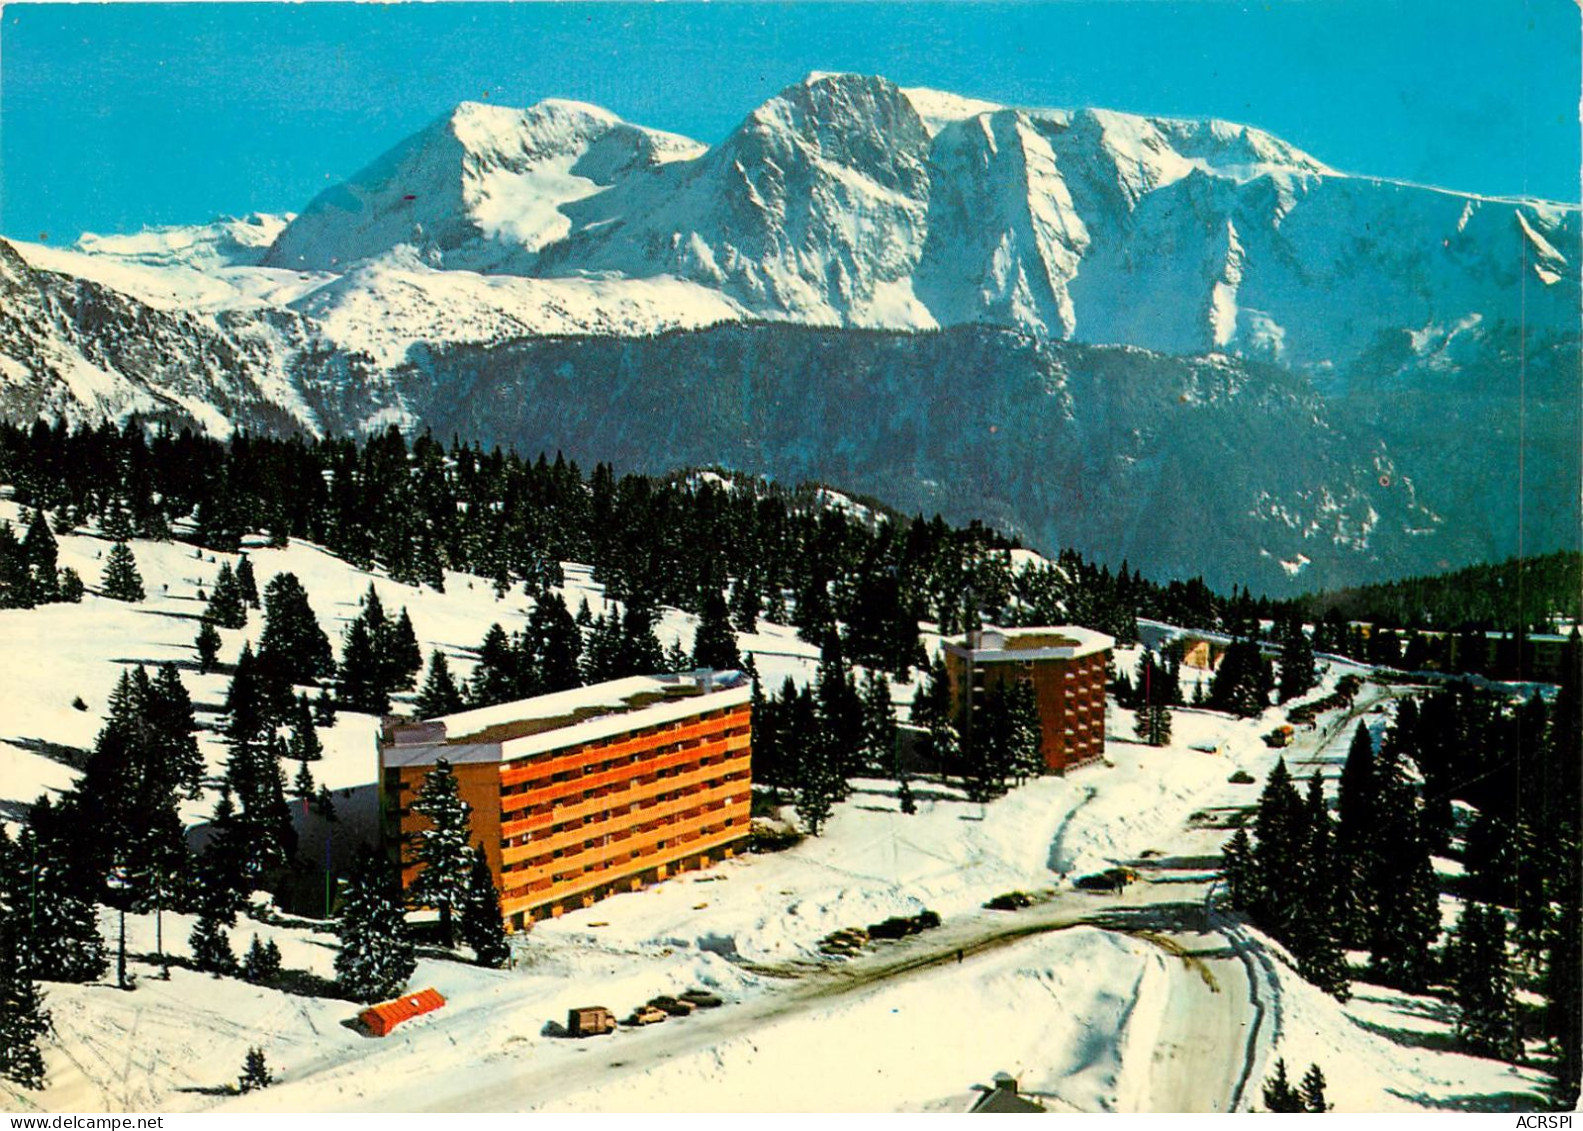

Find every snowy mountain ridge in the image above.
[1,72,1577,593]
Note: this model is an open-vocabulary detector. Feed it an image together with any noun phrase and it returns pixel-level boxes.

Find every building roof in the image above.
[943,624,1113,664]
[358,987,446,1035]
[381,670,751,768]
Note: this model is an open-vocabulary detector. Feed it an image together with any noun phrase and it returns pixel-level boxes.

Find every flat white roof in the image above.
[381,671,751,768]
[942,624,1113,663]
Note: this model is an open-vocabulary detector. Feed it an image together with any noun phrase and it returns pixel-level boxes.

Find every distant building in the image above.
[380,670,752,929]
[942,625,1113,774]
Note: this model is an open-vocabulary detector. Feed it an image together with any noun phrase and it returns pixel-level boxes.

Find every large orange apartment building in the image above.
[941,625,1113,774]
[379,670,752,928]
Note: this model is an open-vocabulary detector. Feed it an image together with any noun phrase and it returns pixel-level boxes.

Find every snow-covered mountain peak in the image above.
[262,94,707,274]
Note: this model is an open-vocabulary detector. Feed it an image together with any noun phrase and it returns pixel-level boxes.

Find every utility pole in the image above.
[106,862,130,990]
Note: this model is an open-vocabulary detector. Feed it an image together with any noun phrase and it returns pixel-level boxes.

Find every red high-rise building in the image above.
[941,625,1112,774]
[380,670,751,929]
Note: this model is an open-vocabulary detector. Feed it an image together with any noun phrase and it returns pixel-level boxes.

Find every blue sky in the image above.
[2,1,1577,243]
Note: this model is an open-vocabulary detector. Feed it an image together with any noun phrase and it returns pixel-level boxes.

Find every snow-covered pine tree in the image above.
[663,637,691,674]
[1005,681,1043,784]
[1299,1064,1332,1112]
[206,561,248,629]
[242,935,283,985]
[189,904,236,975]
[257,572,333,686]
[291,759,315,802]
[1363,736,1440,990]
[288,693,322,763]
[0,927,51,1091]
[468,624,519,708]
[858,670,898,776]
[406,759,475,947]
[237,1047,273,1093]
[235,555,259,608]
[221,649,296,876]
[337,615,388,715]
[101,541,145,602]
[197,787,251,915]
[1251,759,1306,942]
[3,826,108,983]
[459,847,509,968]
[814,645,863,793]
[1261,1060,1304,1112]
[1277,616,1317,703]
[22,509,59,604]
[1451,902,1517,1059]
[1220,828,1257,912]
[527,592,582,693]
[195,618,222,673]
[1293,771,1351,1000]
[335,847,416,1003]
[386,608,423,693]
[691,584,741,671]
[313,688,337,727]
[415,651,464,718]
[58,567,85,603]
[151,662,204,799]
[1132,701,1172,747]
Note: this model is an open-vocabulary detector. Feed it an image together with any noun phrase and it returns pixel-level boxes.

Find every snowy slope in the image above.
[0,514,1547,1113]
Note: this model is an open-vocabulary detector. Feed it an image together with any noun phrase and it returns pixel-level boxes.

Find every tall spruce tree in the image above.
[22,509,59,604]
[1293,771,1351,1000]
[691,585,741,671]
[101,541,145,602]
[1364,739,1440,991]
[469,624,519,708]
[0,925,50,1091]
[2,824,108,984]
[1261,1060,1305,1112]
[257,572,333,687]
[1336,722,1377,945]
[1299,1065,1332,1113]
[189,904,237,975]
[337,616,388,715]
[234,554,259,608]
[386,608,423,693]
[1451,902,1517,1060]
[220,647,296,882]
[459,847,509,968]
[406,760,475,947]
[1277,616,1317,703]
[335,847,416,1003]
[195,618,222,673]
[858,671,898,776]
[1251,759,1307,941]
[415,650,465,718]
[527,592,582,693]
[206,562,248,629]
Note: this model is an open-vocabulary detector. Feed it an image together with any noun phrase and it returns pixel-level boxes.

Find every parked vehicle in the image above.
[1262,724,1295,748]
[680,989,724,1009]
[649,995,695,1017]
[566,1006,617,1037]
[985,891,1034,911]
[866,910,944,939]
[625,1005,667,1026]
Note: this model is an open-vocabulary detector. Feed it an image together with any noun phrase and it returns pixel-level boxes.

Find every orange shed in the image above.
[358,988,446,1036]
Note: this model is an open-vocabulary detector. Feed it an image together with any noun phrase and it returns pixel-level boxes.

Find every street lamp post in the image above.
[105,862,130,990]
